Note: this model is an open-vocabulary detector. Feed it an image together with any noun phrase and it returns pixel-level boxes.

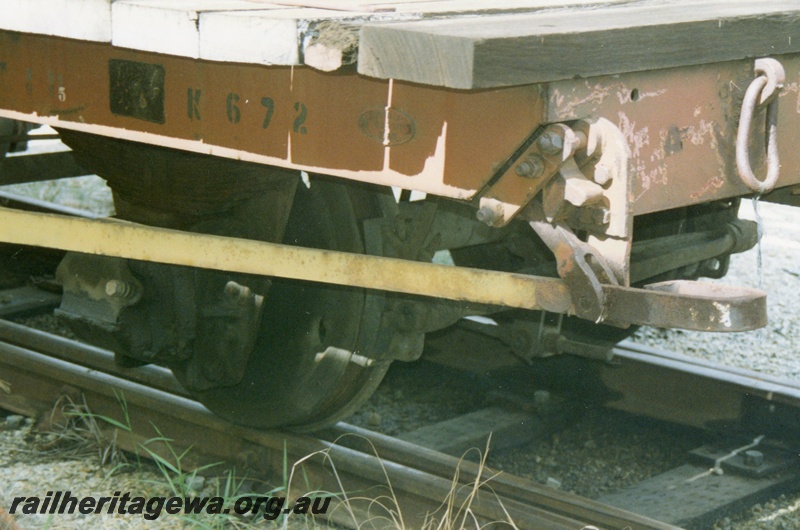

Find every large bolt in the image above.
[515,155,545,179]
[105,279,135,298]
[537,131,564,155]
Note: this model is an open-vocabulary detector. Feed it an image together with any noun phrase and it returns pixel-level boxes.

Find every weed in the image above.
[57,388,134,473]
[285,433,516,530]
[38,390,515,529]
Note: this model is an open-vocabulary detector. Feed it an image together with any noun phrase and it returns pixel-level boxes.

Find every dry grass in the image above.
[287,434,517,530]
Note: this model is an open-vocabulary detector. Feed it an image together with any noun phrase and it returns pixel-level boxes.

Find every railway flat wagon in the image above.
[0,0,796,429]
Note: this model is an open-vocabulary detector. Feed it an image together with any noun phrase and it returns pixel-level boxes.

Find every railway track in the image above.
[1,305,800,528]
[0,317,678,530]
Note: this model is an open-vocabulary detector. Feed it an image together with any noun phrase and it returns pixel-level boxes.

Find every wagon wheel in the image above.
[175,179,390,431]
[56,131,388,431]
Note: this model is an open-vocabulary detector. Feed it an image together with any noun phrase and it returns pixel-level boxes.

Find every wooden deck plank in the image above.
[358,0,800,88]
[0,0,112,42]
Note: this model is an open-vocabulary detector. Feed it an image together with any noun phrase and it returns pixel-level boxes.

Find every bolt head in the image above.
[515,161,534,177]
[592,207,612,225]
[224,280,251,299]
[476,205,501,226]
[533,390,550,405]
[476,207,491,223]
[105,279,125,297]
[537,131,563,155]
[593,164,612,185]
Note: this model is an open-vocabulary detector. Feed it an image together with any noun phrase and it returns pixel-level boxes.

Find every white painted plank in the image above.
[200,8,362,65]
[111,0,272,58]
[393,0,627,13]
[205,0,626,69]
[0,0,112,42]
[202,0,613,68]
[242,0,624,13]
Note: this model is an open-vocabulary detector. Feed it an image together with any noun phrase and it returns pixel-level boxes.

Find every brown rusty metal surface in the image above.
[0,205,767,331]
[547,54,800,215]
[0,334,677,530]
[603,280,767,332]
[0,31,543,201]
[530,220,619,322]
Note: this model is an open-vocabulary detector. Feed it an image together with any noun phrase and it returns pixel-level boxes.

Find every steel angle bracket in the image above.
[476,123,582,227]
[0,206,765,332]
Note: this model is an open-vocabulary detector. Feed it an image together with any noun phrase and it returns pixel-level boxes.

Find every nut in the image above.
[105,279,134,298]
[515,155,545,179]
[537,131,563,155]
[593,163,612,185]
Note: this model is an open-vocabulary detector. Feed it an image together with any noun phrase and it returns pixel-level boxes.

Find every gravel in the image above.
[348,200,800,528]
[0,413,335,530]
[633,200,800,379]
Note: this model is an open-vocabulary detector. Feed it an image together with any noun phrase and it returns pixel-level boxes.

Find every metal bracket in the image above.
[476,123,585,227]
[529,219,619,322]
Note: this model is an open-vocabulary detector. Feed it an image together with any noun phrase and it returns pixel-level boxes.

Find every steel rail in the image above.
[598,340,800,434]
[0,322,674,530]
[5,317,798,431]
[520,337,800,435]
[615,340,800,407]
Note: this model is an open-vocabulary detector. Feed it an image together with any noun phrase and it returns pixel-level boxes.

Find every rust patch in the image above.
[664,126,683,156]
[548,58,800,214]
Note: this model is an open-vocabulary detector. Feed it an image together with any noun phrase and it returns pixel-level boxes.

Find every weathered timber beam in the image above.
[358,0,800,88]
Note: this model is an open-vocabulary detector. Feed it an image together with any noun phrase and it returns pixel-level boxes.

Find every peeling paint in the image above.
[713,301,733,328]
[617,111,650,159]
[550,81,617,117]
[615,87,666,104]
[690,175,725,200]
[779,81,800,114]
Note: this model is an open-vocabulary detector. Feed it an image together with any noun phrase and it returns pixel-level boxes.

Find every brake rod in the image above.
[0,206,765,331]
